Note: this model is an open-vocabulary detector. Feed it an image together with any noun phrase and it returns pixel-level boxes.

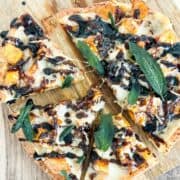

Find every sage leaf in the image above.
[94,114,114,151]
[60,170,71,180]
[76,155,85,164]
[108,12,118,31]
[76,40,105,75]
[11,99,34,133]
[128,42,167,99]
[61,75,73,89]
[59,125,74,142]
[11,99,34,141]
[22,116,34,141]
[128,78,140,105]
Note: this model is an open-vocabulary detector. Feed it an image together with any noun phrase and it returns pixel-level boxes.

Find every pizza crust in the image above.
[42,1,130,33]
[42,0,176,43]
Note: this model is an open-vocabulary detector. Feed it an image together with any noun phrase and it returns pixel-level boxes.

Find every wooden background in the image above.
[0,0,179,180]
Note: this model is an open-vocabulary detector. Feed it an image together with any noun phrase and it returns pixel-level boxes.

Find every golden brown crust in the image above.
[169,128,180,144]
[57,1,115,19]
[42,1,117,33]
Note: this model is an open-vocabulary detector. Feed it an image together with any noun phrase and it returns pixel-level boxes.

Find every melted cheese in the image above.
[55,104,96,126]
[92,101,105,112]
[66,158,81,179]
[118,18,140,34]
[137,12,173,38]
[95,148,115,160]
[111,85,129,105]
[9,26,29,45]
[105,163,128,180]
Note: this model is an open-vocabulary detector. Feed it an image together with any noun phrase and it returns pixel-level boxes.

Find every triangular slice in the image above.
[0,14,83,103]
[85,114,156,180]
[54,0,180,151]
[9,88,104,179]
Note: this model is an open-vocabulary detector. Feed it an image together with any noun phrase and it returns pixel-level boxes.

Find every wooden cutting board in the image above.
[0,0,179,180]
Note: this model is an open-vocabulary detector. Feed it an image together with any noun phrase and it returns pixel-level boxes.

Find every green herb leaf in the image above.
[128,78,140,105]
[76,40,105,75]
[11,99,34,133]
[128,42,167,99]
[22,116,34,141]
[94,114,114,151]
[76,155,85,164]
[61,75,73,89]
[59,125,74,142]
[108,12,118,31]
[11,99,34,141]
[60,170,71,180]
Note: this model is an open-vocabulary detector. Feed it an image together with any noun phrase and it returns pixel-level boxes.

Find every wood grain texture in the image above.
[0,0,179,180]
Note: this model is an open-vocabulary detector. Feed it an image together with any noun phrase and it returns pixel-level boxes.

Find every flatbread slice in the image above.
[0,14,83,103]
[8,88,105,179]
[47,0,180,151]
[85,114,156,180]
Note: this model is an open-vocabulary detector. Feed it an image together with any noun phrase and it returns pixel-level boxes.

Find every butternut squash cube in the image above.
[4,70,19,86]
[1,44,23,65]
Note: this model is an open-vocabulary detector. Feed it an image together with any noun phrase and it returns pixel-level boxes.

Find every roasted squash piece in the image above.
[84,36,98,54]
[132,0,149,19]
[1,44,23,65]
[4,70,19,86]
[95,3,116,20]
[94,160,109,173]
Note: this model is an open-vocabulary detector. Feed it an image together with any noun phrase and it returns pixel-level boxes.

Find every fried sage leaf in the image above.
[128,78,140,105]
[77,40,105,75]
[94,114,114,151]
[61,75,73,89]
[59,125,74,142]
[108,12,118,31]
[22,116,34,141]
[128,42,167,99]
[11,99,34,141]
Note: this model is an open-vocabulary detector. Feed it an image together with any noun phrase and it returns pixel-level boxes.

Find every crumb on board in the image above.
[21,1,26,6]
